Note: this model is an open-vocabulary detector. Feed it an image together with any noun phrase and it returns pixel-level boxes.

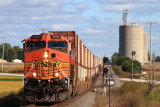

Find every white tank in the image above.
[119,24,147,63]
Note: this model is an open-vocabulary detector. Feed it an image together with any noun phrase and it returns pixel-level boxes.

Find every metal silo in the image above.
[119,24,144,63]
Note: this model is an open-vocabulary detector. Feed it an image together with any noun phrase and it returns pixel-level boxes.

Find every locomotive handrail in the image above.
[57,66,70,89]
[23,63,34,86]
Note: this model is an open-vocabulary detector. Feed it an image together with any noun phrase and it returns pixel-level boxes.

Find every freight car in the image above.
[23,31,102,102]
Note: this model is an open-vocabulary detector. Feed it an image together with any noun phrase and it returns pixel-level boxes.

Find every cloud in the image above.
[6,32,19,36]
[76,3,89,11]
[80,27,107,34]
[87,42,108,47]
[50,24,75,30]
[25,0,62,7]
[152,35,160,41]
[100,3,160,17]
[101,4,135,12]
[30,15,73,21]
[0,0,13,5]
[96,0,160,4]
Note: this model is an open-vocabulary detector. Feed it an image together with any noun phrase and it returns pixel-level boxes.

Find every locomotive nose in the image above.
[44,51,48,58]
[51,53,56,58]
[44,50,56,59]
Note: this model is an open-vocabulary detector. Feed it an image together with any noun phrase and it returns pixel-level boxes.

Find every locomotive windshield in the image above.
[48,41,67,53]
[48,41,67,48]
[26,41,46,52]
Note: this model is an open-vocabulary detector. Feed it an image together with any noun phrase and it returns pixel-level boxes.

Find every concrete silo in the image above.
[119,24,147,63]
[143,33,148,63]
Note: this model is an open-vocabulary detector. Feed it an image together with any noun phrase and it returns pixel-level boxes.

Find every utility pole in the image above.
[131,51,136,80]
[146,22,156,82]
[108,74,111,107]
[1,37,4,72]
[153,52,155,80]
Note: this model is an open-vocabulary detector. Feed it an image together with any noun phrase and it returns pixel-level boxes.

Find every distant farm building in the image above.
[0,59,7,63]
[12,59,22,63]
[142,63,160,71]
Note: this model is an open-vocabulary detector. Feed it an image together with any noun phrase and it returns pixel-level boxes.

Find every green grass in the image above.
[0,75,28,107]
[0,79,22,81]
[0,75,23,79]
[0,75,23,81]
[0,75,23,98]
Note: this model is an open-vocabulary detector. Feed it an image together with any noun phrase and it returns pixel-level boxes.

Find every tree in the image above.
[121,59,141,73]
[121,60,132,73]
[5,48,16,62]
[13,46,23,60]
[111,52,119,64]
[2,43,12,62]
[155,56,160,62]
[103,56,109,64]
[0,43,23,62]
[17,49,23,61]
[133,60,141,73]
[116,56,130,66]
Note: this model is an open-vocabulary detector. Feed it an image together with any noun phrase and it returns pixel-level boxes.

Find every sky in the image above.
[0,0,160,59]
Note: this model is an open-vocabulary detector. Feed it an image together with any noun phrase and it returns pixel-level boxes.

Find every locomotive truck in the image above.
[23,31,102,102]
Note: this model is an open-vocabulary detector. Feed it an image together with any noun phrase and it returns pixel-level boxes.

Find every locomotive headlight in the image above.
[33,72,37,77]
[55,73,59,77]
[44,51,48,58]
[65,80,68,84]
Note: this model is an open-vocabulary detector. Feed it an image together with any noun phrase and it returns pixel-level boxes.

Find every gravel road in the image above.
[64,65,123,107]
[64,75,104,107]
[65,91,96,107]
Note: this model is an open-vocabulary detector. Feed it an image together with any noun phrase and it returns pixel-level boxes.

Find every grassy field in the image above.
[0,75,28,107]
[93,82,160,107]
[0,62,24,73]
[0,75,23,98]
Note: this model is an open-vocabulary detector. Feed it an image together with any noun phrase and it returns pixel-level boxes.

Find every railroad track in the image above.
[23,91,89,107]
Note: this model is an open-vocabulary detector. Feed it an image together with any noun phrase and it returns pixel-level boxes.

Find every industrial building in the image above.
[119,24,148,63]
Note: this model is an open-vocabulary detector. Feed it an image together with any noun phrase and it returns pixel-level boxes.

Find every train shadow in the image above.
[35,102,57,106]
[0,90,30,107]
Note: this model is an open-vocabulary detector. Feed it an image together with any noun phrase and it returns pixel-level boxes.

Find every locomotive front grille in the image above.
[24,58,69,79]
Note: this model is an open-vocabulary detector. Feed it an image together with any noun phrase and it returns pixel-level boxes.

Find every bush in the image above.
[121,60,141,74]
[121,60,132,73]
[93,82,160,107]
[155,56,160,62]
[111,52,119,64]
[116,57,130,66]
[113,65,130,75]
[155,75,160,81]
[147,88,160,102]
[121,82,148,95]
[120,92,145,107]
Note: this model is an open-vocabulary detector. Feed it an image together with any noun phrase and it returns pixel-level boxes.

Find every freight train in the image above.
[23,31,102,102]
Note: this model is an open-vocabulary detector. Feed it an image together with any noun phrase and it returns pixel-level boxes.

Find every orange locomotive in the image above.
[23,31,102,102]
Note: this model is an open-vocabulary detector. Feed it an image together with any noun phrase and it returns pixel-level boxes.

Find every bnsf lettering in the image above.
[34,62,56,67]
